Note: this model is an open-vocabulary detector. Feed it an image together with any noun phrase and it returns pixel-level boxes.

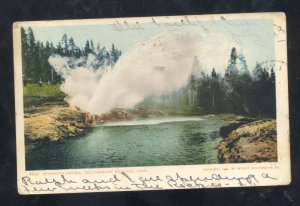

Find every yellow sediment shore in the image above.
[24,105,167,142]
[25,106,88,141]
[218,119,277,163]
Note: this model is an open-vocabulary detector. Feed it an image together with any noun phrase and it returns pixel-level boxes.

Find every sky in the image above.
[29,17,275,74]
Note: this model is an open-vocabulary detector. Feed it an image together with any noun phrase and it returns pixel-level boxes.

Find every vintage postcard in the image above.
[13,12,290,194]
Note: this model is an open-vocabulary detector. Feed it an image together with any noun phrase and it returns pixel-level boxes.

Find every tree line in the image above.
[21,27,122,84]
[192,47,276,117]
[144,47,276,117]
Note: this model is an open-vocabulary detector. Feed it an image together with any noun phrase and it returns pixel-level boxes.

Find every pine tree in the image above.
[238,53,250,76]
[105,51,111,66]
[75,47,82,58]
[230,47,237,65]
[56,42,63,55]
[20,28,123,83]
[96,43,100,53]
[225,47,239,76]
[209,68,223,112]
[45,41,50,50]
[90,39,95,54]
[21,27,28,52]
[21,27,29,84]
[223,47,245,114]
[69,37,76,56]
[96,46,106,66]
[27,27,38,82]
[84,40,91,55]
[45,41,53,83]
[187,74,197,107]
[110,44,119,65]
[270,67,275,83]
[211,67,217,78]
[27,27,35,48]
[35,41,43,82]
[50,42,55,54]
[253,62,263,80]
[61,34,69,55]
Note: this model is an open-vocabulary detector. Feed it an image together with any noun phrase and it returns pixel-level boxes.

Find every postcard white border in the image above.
[13,12,290,195]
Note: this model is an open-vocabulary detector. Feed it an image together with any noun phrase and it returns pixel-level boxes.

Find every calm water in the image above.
[26,116,230,170]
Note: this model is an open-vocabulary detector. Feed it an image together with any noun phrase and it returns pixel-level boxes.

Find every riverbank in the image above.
[24,105,168,142]
[25,106,88,142]
[218,119,277,163]
[25,105,278,164]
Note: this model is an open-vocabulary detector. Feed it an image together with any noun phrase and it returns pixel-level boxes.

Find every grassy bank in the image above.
[24,83,66,107]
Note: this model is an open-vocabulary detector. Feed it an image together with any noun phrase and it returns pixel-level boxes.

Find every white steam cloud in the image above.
[49,32,203,114]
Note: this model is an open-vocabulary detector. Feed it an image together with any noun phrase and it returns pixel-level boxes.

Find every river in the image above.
[26,115,231,170]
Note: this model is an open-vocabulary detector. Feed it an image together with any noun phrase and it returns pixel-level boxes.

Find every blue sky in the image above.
[29,17,275,73]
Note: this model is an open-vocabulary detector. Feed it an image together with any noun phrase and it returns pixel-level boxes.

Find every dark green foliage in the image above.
[226,47,239,76]
[142,48,276,118]
[21,27,122,84]
[184,52,276,118]
[84,40,91,55]
[110,44,121,66]
[183,66,275,117]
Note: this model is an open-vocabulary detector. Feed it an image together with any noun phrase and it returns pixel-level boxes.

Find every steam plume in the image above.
[49,32,203,114]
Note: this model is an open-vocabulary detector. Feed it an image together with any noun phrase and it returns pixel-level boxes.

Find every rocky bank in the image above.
[218,119,277,163]
[25,106,88,142]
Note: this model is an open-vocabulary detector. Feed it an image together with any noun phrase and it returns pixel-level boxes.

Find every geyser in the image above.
[49,32,203,114]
